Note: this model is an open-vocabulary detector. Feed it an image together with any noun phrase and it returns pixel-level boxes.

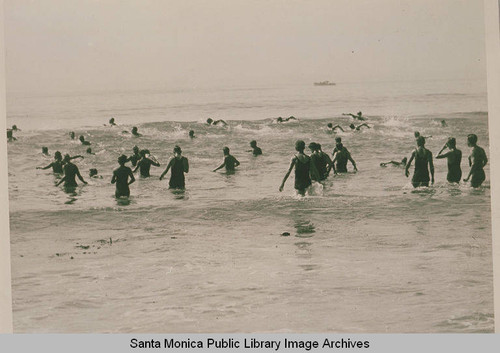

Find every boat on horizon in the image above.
[314,81,336,86]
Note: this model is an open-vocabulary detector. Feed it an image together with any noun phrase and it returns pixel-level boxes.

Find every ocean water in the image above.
[7,79,493,332]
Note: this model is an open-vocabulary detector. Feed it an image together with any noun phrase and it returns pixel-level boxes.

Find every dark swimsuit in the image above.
[470,147,486,188]
[446,150,462,183]
[114,166,132,197]
[311,153,327,181]
[294,155,312,191]
[412,149,430,187]
[169,157,186,189]
[334,147,349,173]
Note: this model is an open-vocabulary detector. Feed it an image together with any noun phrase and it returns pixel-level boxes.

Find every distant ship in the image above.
[314,81,336,86]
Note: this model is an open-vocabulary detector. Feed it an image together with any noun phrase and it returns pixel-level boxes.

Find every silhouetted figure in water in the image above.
[343,112,366,121]
[131,126,142,137]
[276,116,297,123]
[380,157,407,167]
[213,147,240,173]
[133,150,160,177]
[112,155,135,197]
[308,142,332,181]
[189,130,195,138]
[463,134,488,187]
[89,168,102,179]
[11,125,20,131]
[86,147,95,155]
[128,146,141,167]
[79,135,91,145]
[405,136,434,188]
[37,151,83,174]
[109,117,116,126]
[441,119,448,127]
[248,140,262,156]
[414,131,432,140]
[332,137,357,173]
[56,154,87,188]
[349,123,370,131]
[436,137,462,183]
[7,129,16,142]
[42,147,49,156]
[206,118,227,126]
[327,123,344,132]
[160,145,189,189]
[279,140,319,196]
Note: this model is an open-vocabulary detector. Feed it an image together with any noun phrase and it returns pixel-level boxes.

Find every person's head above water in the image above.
[357,112,362,116]
[414,131,421,138]
[42,147,48,154]
[206,118,213,124]
[173,145,182,155]
[467,134,478,147]
[132,126,138,133]
[133,145,139,154]
[250,140,257,147]
[12,125,18,130]
[223,146,230,155]
[277,117,283,122]
[54,151,62,160]
[295,140,306,152]
[86,147,92,154]
[189,130,195,137]
[70,131,75,139]
[401,157,408,165]
[416,136,426,147]
[79,135,85,142]
[118,154,128,165]
[446,137,456,149]
[349,123,355,129]
[335,137,342,143]
[327,123,333,128]
[109,118,115,123]
[89,168,98,177]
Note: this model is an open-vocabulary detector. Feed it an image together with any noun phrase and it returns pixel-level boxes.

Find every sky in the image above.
[4,0,487,93]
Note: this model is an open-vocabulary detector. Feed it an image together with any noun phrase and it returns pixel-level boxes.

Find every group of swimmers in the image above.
[29,113,489,198]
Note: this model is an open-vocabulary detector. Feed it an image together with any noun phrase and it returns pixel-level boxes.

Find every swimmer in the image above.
[131,126,142,137]
[56,154,87,187]
[405,136,434,187]
[342,112,366,121]
[159,145,189,189]
[11,125,20,131]
[213,147,240,172]
[79,135,91,145]
[276,116,297,123]
[127,146,141,167]
[380,157,407,167]
[279,140,318,196]
[86,147,95,155]
[109,117,116,126]
[206,118,227,126]
[436,137,462,183]
[189,130,196,138]
[7,129,16,142]
[133,149,160,177]
[327,123,344,132]
[463,134,488,187]
[248,140,262,156]
[42,147,49,156]
[308,142,332,181]
[89,168,103,179]
[414,131,432,139]
[331,137,357,173]
[37,151,83,173]
[70,131,75,140]
[111,155,135,197]
[349,123,370,131]
[441,120,448,127]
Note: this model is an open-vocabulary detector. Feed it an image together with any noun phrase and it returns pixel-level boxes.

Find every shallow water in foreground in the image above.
[8,110,493,332]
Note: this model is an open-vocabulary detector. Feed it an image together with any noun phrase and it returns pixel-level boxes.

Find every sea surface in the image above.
[6,79,494,332]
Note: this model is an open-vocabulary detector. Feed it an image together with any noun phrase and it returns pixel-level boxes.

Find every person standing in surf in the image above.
[248,140,262,156]
[37,151,84,174]
[127,146,141,167]
[279,140,319,196]
[463,134,488,187]
[160,145,189,189]
[331,137,357,173]
[308,142,332,181]
[133,149,160,177]
[405,136,434,187]
[111,155,135,197]
[56,154,87,188]
[436,137,462,183]
[213,147,240,173]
